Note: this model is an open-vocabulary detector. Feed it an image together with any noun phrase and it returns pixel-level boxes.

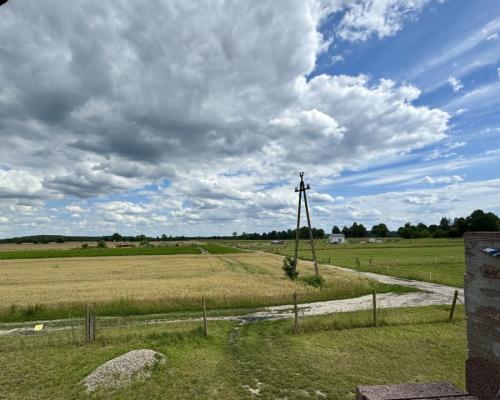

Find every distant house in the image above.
[329,234,347,244]
[271,240,284,245]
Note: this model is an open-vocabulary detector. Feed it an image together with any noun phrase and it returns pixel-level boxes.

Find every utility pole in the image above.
[294,172,320,278]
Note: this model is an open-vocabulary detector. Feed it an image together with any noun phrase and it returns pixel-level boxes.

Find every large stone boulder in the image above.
[83,349,166,392]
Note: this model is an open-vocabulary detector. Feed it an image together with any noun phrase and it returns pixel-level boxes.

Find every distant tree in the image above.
[348,222,366,237]
[232,231,238,237]
[439,217,451,231]
[161,234,167,240]
[97,240,107,248]
[112,232,122,241]
[371,223,389,238]
[331,225,341,234]
[397,222,430,238]
[432,228,447,238]
[465,209,499,231]
[428,224,439,235]
[341,226,349,236]
[451,217,467,237]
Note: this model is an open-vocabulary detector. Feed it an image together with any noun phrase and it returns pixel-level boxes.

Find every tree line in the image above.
[235,226,326,240]
[331,209,500,239]
[1,209,498,243]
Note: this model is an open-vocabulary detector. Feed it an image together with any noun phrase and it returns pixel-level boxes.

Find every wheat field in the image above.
[0,252,407,321]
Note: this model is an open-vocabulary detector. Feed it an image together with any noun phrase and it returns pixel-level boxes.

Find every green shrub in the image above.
[301,275,325,288]
[282,257,298,281]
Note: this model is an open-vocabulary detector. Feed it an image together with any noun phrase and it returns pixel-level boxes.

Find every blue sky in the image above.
[316,0,500,198]
[0,0,499,237]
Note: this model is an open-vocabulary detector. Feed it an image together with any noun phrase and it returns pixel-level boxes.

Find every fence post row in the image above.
[293,292,300,335]
[202,296,208,337]
[449,290,459,322]
[372,291,377,327]
[85,303,96,343]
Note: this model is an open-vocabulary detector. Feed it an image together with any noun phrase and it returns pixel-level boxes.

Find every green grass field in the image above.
[0,243,244,260]
[227,238,465,287]
[0,305,466,399]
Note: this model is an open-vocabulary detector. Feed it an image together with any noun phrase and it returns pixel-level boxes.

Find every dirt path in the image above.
[0,260,462,336]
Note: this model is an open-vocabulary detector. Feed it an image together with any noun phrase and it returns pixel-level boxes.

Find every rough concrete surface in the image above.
[355,382,474,400]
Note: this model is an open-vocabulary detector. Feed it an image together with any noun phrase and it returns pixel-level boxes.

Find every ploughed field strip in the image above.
[0,252,411,323]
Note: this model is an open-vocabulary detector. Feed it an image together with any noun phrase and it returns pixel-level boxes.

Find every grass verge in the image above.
[0,305,465,399]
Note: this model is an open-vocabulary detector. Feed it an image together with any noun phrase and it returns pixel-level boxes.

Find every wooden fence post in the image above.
[293,292,300,335]
[202,297,208,337]
[85,303,95,343]
[449,290,458,322]
[372,291,377,327]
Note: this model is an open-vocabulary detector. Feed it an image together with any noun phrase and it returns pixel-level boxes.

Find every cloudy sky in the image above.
[0,0,499,237]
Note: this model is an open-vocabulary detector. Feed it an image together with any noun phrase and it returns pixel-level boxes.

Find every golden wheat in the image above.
[0,253,374,308]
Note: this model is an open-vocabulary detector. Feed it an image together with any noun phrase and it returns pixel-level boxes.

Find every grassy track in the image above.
[228,238,465,287]
[200,244,245,254]
[0,305,465,399]
[0,253,413,322]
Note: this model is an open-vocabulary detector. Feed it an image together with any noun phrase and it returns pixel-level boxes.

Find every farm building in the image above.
[329,234,347,244]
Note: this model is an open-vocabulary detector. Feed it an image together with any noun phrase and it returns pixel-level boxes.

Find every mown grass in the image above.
[0,245,203,260]
[229,238,465,287]
[0,305,466,399]
[0,253,414,323]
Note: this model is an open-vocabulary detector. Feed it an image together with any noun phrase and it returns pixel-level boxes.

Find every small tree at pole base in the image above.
[282,256,298,281]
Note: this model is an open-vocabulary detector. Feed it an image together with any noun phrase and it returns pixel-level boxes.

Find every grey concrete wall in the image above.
[464,232,500,400]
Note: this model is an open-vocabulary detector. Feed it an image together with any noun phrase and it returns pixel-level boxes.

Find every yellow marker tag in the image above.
[34,324,43,332]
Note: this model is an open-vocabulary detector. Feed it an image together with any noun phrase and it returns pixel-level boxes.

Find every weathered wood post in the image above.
[372,291,377,327]
[85,303,95,343]
[449,290,458,322]
[202,296,208,337]
[293,292,300,335]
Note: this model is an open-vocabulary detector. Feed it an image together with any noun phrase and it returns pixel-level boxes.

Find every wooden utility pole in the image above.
[294,172,320,278]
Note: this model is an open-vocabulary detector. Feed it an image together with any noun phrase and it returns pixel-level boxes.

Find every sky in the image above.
[0,0,499,238]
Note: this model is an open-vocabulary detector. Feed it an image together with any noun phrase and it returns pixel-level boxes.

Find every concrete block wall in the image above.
[464,232,500,400]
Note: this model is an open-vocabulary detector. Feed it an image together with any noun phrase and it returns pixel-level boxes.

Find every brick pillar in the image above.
[464,232,500,400]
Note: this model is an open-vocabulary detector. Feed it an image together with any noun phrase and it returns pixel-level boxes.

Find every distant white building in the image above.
[329,233,347,244]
